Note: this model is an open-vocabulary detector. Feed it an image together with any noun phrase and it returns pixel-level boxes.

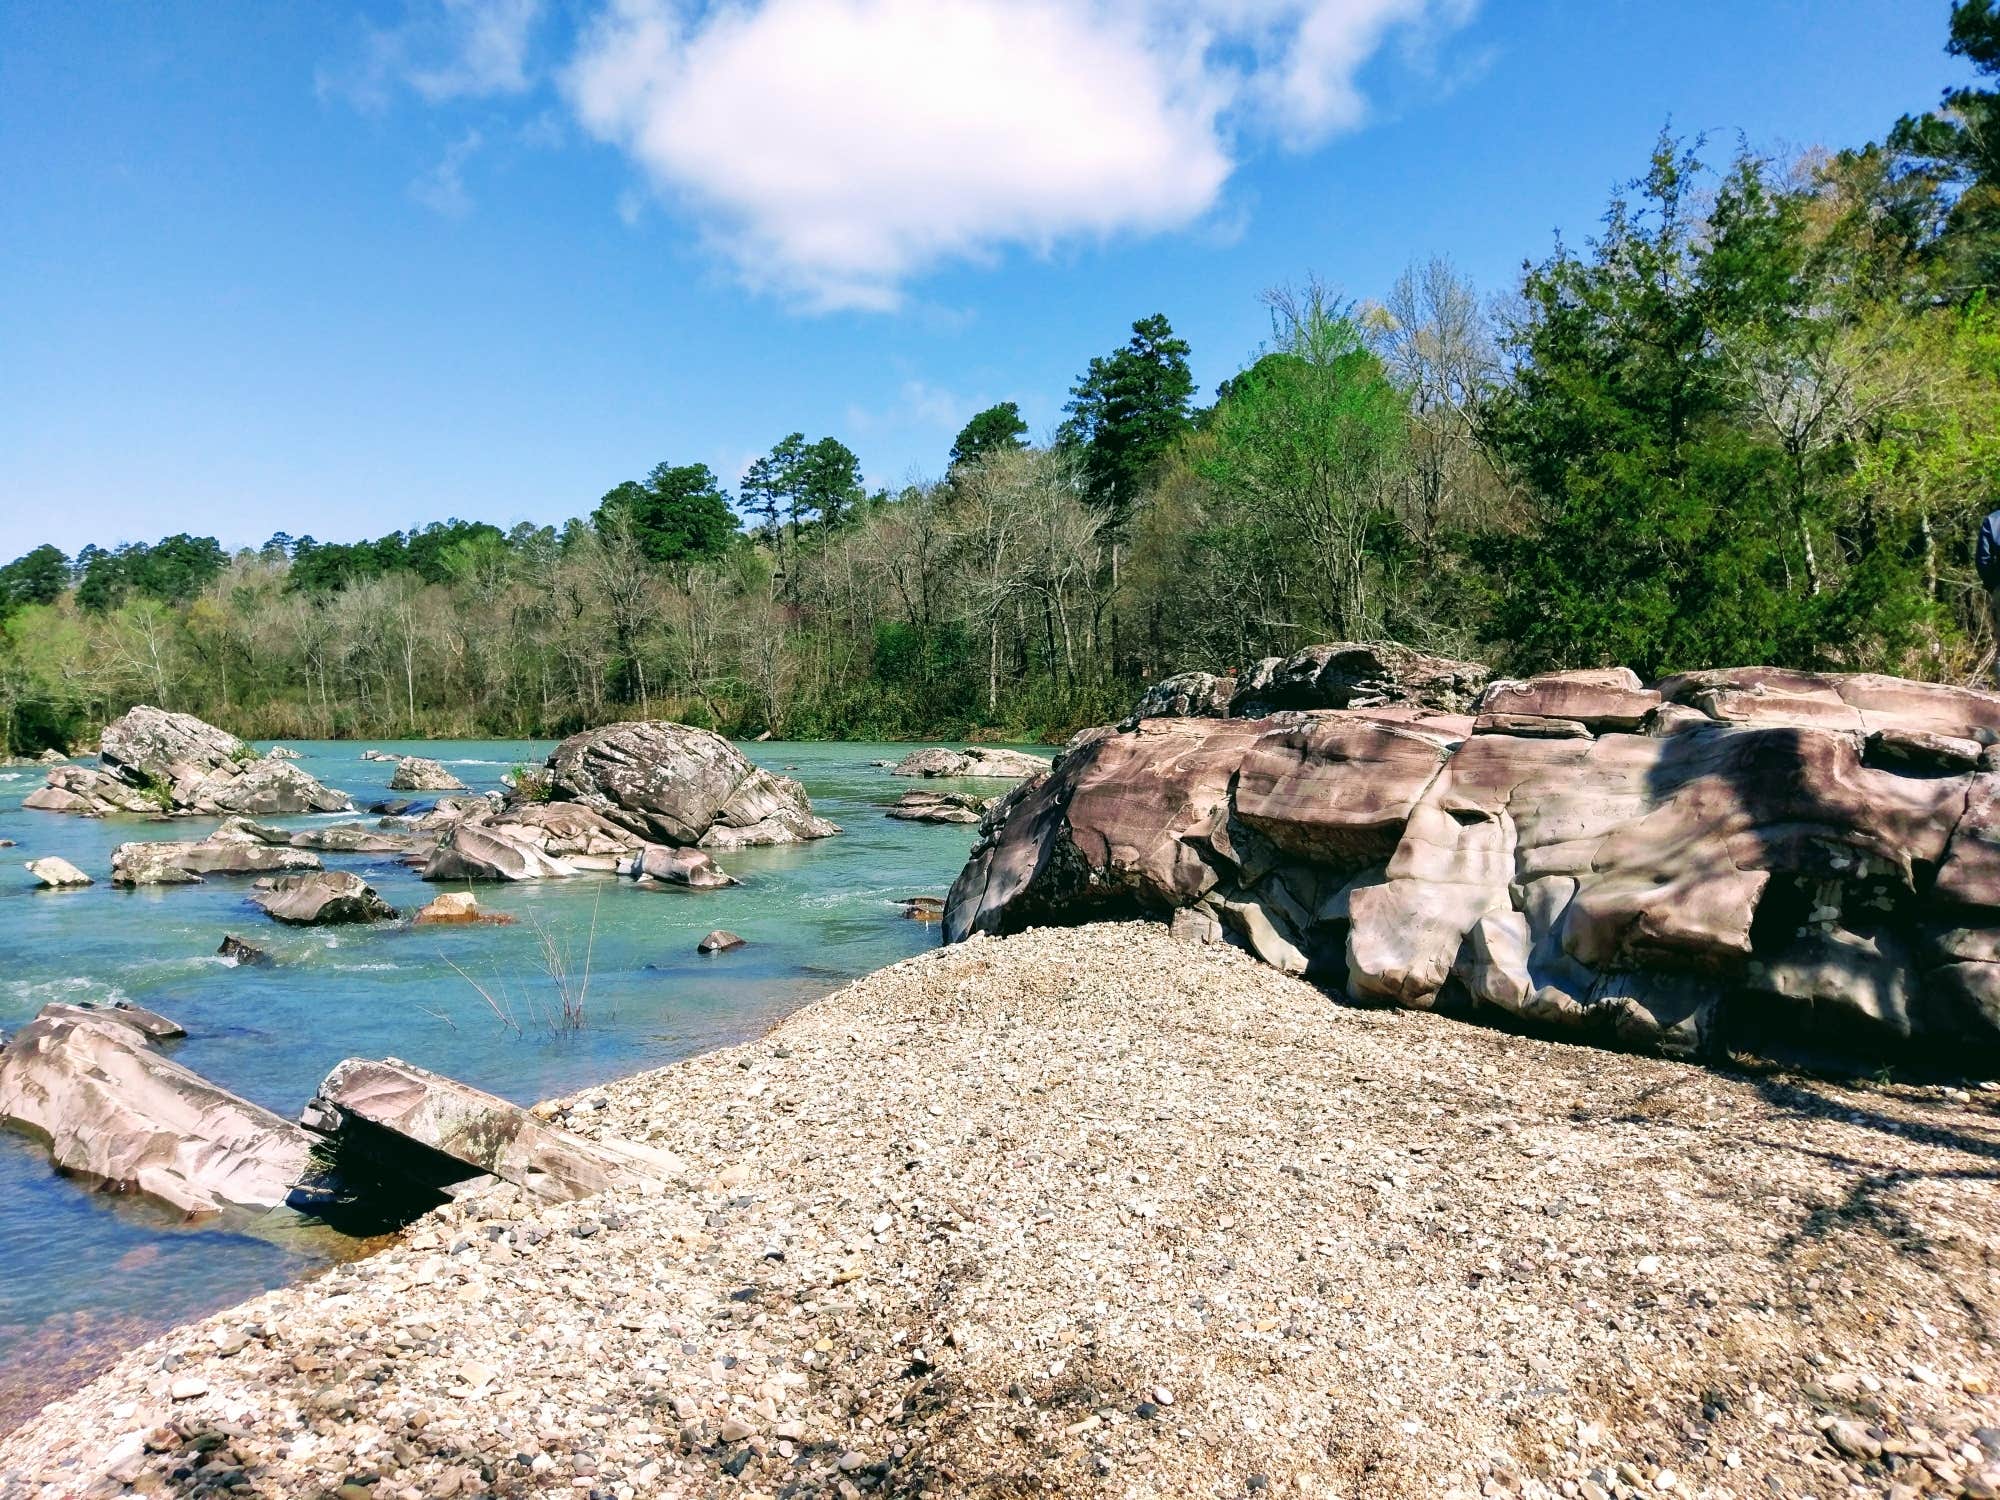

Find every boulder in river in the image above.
[264,744,302,759]
[0,1011,314,1217]
[25,856,92,888]
[388,756,468,792]
[217,934,272,966]
[621,843,736,889]
[698,929,746,953]
[24,706,350,817]
[23,765,168,817]
[413,891,513,926]
[1130,670,1238,721]
[484,802,642,869]
[110,832,322,886]
[300,1057,680,1203]
[251,871,398,926]
[886,788,990,824]
[891,745,1051,780]
[947,655,2000,1064]
[422,823,576,883]
[546,721,839,848]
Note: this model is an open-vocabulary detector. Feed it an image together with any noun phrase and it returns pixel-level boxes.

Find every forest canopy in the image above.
[7,6,2000,752]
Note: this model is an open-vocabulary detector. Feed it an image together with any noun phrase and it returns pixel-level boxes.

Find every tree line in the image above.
[7,4,2000,751]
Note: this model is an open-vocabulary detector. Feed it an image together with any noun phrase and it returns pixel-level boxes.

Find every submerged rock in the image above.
[891,745,1051,780]
[388,756,467,792]
[301,1057,680,1202]
[25,856,92,888]
[948,655,2000,1063]
[547,721,839,848]
[0,1011,313,1217]
[698,928,746,953]
[251,871,398,926]
[899,895,946,922]
[217,934,272,966]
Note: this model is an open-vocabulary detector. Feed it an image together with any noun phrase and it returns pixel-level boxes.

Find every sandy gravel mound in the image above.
[3,925,1998,1499]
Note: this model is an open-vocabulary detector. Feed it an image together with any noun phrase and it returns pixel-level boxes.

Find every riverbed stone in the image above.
[388,756,468,793]
[25,856,92,888]
[251,871,398,925]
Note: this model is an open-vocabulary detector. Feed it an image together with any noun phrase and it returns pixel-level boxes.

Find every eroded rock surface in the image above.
[951,659,2000,1061]
[546,721,839,848]
[251,871,398,925]
[891,745,1052,779]
[24,706,349,817]
[885,788,990,823]
[301,1058,678,1203]
[0,1011,312,1217]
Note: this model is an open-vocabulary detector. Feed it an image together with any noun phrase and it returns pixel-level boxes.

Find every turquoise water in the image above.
[0,739,995,1422]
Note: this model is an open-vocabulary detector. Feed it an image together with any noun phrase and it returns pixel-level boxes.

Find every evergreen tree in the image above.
[1058,314,1196,530]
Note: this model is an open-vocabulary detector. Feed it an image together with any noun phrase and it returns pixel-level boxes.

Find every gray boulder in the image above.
[251,871,398,925]
[388,756,468,792]
[621,842,736,889]
[110,833,322,886]
[1131,670,1238,721]
[27,706,349,817]
[546,721,839,847]
[890,745,1052,780]
[698,929,747,953]
[26,856,92,888]
[1229,642,1491,718]
[23,765,164,816]
[421,823,576,883]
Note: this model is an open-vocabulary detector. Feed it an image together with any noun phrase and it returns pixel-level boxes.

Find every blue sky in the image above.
[0,0,1973,558]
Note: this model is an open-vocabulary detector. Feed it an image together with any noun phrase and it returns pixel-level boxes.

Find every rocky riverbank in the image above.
[3,925,1997,1499]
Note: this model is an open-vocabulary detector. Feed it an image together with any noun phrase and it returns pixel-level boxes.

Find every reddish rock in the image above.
[947,662,2000,1062]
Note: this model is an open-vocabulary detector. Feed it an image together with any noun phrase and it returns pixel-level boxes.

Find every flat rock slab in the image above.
[0,1013,311,1217]
[302,1057,680,1202]
[891,746,1051,780]
[25,856,92,888]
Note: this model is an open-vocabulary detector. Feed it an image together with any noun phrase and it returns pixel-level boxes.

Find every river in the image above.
[0,738,997,1427]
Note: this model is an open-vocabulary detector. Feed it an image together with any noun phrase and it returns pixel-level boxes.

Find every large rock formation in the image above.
[891,745,1052,780]
[545,722,839,848]
[422,822,577,882]
[948,659,2000,1062]
[23,706,349,817]
[0,1010,313,1217]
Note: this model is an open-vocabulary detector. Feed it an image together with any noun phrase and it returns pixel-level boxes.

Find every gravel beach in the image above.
[3,923,1997,1499]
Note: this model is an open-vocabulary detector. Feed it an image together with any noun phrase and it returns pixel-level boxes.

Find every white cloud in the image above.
[563,0,1471,310]
[323,0,544,110]
[410,130,484,216]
